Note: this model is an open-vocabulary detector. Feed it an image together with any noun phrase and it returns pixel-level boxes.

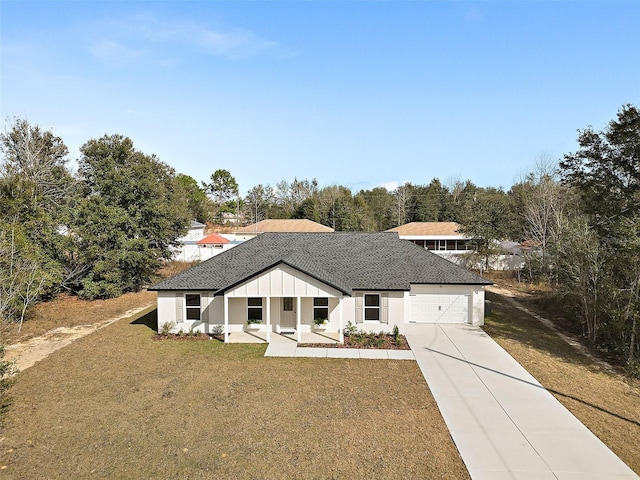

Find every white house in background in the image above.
[196,233,240,261]
[386,222,472,262]
[172,221,206,262]
[150,232,491,343]
[234,219,333,241]
[387,222,528,271]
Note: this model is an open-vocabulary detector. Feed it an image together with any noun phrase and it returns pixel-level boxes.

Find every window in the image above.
[364,294,380,321]
[426,240,436,250]
[283,297,294,312]
[446,240,457,250]
[438,240,447,250]
[185,294,201,321]
[247,297,263,321]
[313,298,329,322]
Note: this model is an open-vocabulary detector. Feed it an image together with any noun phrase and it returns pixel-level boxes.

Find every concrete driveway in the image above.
[405,323,638,480]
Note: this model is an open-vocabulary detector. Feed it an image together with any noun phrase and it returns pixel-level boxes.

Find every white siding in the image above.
[225,264,342,298]
[409,284,485,326]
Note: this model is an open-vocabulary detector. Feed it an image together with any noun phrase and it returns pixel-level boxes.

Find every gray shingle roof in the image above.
[150,232,491,295]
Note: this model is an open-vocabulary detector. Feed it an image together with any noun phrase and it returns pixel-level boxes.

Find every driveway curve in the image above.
[405,323,638,480]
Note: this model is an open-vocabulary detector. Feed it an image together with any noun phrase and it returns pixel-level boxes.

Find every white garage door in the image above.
[410,294,469,323]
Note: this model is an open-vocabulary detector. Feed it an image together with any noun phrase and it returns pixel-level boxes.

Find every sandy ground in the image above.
[4,304,153,373]
[486,285,614,372]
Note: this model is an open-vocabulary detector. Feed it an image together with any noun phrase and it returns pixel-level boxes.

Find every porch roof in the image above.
[150,232,491,294]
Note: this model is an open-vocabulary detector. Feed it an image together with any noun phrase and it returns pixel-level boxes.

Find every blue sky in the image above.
[2,1,639,195]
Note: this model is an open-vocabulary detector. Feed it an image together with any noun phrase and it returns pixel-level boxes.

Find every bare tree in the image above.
[393,182,413,226]
[0,219,51,329]
[520,156,571,279]
[0,118,73,208]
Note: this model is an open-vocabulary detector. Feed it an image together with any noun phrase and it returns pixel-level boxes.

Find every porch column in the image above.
[223,294,229,343]
[339,295,344,343]
[296,296,301,342]
[266,296,271,343]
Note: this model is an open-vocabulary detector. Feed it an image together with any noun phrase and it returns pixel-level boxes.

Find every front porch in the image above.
[224,329,341,344]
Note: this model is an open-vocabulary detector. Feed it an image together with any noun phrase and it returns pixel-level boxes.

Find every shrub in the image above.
[160,322,174,336]
[211,325,224,336]
[343,321,358,337]
[392,324,400,344]
[0,345,17,412]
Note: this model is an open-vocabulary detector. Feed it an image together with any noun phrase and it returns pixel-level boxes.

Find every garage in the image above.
[410,294,469,323]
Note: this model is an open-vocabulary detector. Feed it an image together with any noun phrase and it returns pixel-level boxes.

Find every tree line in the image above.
[1,104,639,370]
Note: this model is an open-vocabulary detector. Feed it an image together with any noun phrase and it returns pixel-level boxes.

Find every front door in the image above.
[281,297,296,329]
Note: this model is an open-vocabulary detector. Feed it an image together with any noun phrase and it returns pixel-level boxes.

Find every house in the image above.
[150,232,491,343]
[171,221,206,261]
[387,223,535,271]
[234,219,334,241]
[386,222,472,262]
[195,233,239,261]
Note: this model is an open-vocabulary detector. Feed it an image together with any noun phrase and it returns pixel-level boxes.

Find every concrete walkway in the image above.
[405,323,638,480]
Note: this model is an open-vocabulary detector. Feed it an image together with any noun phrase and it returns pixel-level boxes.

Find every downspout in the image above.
[339,295,344,344]
[296,296,301,342]
[223,294,229,343]
[266,296,271,343]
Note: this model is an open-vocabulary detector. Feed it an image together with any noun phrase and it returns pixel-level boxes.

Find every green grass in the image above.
[0,308,469,480]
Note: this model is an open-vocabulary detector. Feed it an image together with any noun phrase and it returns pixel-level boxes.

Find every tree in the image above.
[559,104,640,368]
[356,187,395,231]
[459,187,515,269]
[0,118,73,209]
[176,174,211,223]
[513,157,572,280]
[0,219,59,329]
[316,185,356,230]
[206,169,239,204]
[205,169,239,223]
[556,217,609,343]
[0,119,72,321]
[76,134,189,298]
[560,104,640,233]
[245,184,274,224]
[393,182,413,226]
[274,178,318,218]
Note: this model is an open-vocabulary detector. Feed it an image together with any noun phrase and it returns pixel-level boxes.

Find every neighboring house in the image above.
[234,219,334,241]
[386,222,472,262]
[172,221,206,262]
[150,232,491,343]
[196,233,239,261]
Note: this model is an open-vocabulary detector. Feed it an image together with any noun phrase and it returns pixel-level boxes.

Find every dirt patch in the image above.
[0,290,157,346]
[4,305,154,372]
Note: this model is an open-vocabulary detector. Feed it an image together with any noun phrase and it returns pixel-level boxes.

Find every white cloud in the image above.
[376,180,409,192]
[89,40,145,65]
[90,15,281,63]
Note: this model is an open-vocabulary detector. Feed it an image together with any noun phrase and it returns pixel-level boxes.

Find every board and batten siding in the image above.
[224,264,343,298]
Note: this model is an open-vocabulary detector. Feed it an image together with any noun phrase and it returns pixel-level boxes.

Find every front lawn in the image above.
[0,308,468,479]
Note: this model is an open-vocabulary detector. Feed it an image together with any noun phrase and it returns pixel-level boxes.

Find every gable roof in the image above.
[386,222,465,236]
[235,219,334,234]
[196,233,230,245]
[150,232,490,295]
